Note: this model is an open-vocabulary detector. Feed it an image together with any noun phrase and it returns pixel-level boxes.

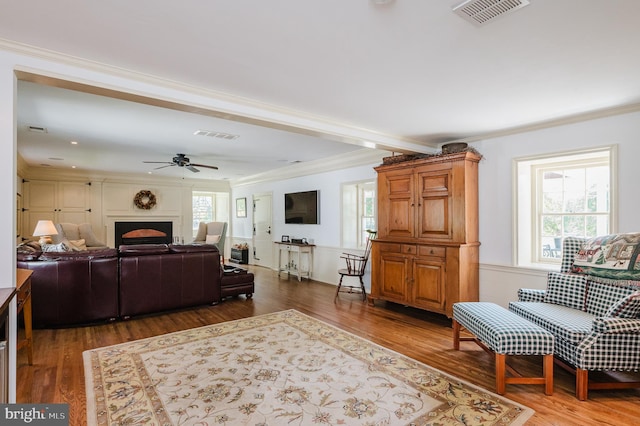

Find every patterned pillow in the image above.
[543,271,587,310]
[605,291,640,318]
[41,242,71,253]
[571,233,640,280]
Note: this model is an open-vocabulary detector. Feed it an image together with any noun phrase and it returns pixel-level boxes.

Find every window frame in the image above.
[341,179,377,249]
[191,190,230,237]
[513,145,617,268]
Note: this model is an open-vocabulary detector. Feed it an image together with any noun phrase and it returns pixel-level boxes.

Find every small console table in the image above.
[275,242,315,281]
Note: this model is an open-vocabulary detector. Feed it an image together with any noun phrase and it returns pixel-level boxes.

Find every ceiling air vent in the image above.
[27,125,48,133]
[453,0,530,26]
[194,129,239,140]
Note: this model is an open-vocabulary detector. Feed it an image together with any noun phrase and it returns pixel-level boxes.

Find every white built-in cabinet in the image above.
[23,180,92,238]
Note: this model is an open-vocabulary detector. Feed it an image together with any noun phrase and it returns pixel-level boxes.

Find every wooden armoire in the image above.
[369,151,480,317]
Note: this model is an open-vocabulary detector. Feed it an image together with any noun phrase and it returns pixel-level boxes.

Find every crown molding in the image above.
[445,103,640,145]
[231,148,391,187]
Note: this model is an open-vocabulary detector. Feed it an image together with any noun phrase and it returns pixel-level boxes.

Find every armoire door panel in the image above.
[387,200,413,236]
[412,259,446,312]
[419,197,450,237]
[378,255,408,302]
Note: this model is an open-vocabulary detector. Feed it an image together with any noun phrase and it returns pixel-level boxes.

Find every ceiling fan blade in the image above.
[190,163,219,170]
[153,164,175,170]
[186,165,200,173]
[143,161,172,164]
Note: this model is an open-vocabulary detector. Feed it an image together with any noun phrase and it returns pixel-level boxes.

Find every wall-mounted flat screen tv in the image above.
[285,190,319,224]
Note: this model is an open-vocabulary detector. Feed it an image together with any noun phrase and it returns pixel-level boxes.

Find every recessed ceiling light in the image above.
[70,141,78,145]
[71,165,77,169]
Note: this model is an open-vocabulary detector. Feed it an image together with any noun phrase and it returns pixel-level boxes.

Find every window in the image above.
[192,191,230,237]
[515,146,615,267]
[342,180,376,249]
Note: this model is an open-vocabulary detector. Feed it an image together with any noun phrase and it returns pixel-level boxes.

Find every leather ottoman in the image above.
[221,267,254,299]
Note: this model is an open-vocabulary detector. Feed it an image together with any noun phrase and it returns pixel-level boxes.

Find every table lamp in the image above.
[32,220,58,245]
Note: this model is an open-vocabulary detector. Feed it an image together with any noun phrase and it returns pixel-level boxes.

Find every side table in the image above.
[275,242,315,281]
[16,268,33,365]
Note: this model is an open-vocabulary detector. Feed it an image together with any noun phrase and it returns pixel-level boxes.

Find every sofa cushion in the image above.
[561,236,587,273]
[508,302,594,345]
[585,280,638,317]
[571,233,640,280]
[39,248,118,261]
[604,290,640,319]
[169,244,219,254]
[543,271,587,310]
[77,223,105,247]
[118,244,170,256]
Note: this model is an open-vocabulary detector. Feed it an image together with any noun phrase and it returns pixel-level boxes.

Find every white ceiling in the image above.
[3,0,640,181]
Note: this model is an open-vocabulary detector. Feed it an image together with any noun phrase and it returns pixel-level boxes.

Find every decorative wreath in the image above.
[133,190,157,210]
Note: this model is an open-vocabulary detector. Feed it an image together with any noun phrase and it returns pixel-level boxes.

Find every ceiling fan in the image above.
[143,153,218,173]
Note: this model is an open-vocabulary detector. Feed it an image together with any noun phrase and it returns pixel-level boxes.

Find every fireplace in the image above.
[115,221,173,246]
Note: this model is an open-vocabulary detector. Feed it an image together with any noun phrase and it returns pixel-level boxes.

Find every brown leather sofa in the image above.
[17,249,120,327]
[17,243,222,327]
[119,244,222,318]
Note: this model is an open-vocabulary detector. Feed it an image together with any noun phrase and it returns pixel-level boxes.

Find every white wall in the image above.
[231,163,380,285]
[473,110,640,307]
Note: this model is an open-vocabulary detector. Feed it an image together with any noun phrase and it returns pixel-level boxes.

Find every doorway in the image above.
[252,192,273,268]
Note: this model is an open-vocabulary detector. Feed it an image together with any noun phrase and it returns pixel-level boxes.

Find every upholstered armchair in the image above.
[193,221,227,261]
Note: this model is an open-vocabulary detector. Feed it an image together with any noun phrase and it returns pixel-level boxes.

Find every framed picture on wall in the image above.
[236,197,247,218]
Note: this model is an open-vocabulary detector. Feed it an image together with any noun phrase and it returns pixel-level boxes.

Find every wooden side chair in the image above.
[335,230,377,301]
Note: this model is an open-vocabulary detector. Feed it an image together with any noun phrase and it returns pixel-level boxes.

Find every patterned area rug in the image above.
[84,310,533,425]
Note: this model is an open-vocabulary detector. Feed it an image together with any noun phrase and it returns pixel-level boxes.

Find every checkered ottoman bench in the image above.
[452,302,555,395]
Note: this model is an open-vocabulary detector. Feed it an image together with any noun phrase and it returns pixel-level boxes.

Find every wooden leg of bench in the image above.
[544,354,554,395]
[453,319,461,350]
[496,353,506,395]
[576,368,588,401]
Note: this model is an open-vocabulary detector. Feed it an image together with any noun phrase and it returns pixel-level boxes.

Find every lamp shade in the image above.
[33,220,58,237]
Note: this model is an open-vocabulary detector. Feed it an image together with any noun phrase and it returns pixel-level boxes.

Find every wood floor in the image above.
[17,265,640,425]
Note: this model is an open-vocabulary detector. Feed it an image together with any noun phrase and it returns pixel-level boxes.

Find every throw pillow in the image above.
[68,238,87,251]
[206,234,221,244]
[544,271,587,310]
[571,233,640,280]
[78,223,104,247]
[41,242,71,253]
[605,290,640,318]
